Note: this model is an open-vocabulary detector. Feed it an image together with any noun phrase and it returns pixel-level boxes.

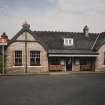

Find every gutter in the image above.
[49,54,98,57]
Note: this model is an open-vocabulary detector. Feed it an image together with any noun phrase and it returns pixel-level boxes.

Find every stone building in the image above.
[1,22,105,74]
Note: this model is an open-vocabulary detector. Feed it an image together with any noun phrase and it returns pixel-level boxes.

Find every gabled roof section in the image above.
[93,32,105,50]
[7,23,37,46]
[8,28,34,43]
[7,23,48,50]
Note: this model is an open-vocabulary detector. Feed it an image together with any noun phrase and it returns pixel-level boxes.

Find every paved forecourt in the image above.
[0,73,105,105]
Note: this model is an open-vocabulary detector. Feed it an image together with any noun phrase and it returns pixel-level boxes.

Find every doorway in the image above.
[66,58,72,71]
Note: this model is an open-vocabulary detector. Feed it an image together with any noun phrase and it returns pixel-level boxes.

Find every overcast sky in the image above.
[0,0,105,38]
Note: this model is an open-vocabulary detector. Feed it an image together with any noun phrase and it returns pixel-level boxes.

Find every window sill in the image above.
[28,65,42,67]
[12,66,24,67]
[28,66,41,67]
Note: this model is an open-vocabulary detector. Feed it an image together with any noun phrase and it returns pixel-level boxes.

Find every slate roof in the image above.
[33,31,99,51]
[93,32,105,50]
[7,26,105,55]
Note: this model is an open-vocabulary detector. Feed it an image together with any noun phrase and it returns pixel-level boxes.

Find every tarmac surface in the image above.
[0,73,105,105]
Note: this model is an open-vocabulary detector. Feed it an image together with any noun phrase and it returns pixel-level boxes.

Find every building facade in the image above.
[1,22,105,74]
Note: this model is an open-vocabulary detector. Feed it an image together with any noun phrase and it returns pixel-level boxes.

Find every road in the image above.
[0,73,105,105]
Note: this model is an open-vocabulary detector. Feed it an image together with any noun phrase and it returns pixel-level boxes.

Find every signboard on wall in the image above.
[0,38,7,45]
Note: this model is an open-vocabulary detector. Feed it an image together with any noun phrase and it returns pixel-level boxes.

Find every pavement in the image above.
[0,73,105,105]
[1,71,105,76]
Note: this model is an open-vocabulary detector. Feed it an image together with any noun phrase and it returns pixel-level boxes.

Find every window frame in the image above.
[30,51,40,66]
[64,38,73,46]
[14,50,22,66]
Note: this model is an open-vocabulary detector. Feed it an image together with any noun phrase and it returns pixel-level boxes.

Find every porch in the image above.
[48,57,96,72]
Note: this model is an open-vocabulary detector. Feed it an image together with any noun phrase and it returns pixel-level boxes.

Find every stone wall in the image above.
[6,41,48,74]
[96,44,105,71]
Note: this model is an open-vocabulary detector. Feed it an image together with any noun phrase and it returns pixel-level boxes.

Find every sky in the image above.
[0,0,105,38]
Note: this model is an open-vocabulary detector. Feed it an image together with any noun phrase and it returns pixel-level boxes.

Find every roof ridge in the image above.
[33,30,100,35]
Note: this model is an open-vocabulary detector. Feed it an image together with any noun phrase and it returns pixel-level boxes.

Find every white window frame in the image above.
[14,50,22,66]
[64,38,73,46]
[30,51,40,66]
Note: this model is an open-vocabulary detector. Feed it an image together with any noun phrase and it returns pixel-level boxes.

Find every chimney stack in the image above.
[83,25,89,37]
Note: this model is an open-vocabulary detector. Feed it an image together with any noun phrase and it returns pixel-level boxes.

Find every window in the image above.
[15,51,22,66]
[30,51,40,66]
[64,38,73,46]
